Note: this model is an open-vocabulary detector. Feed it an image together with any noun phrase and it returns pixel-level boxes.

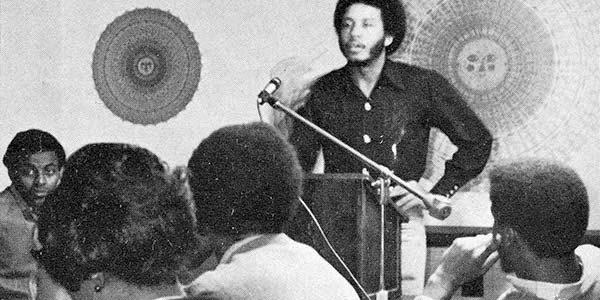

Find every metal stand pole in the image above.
[261,96,452,299]
[262,96,451,219]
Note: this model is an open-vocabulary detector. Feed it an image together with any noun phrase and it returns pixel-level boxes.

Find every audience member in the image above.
[183,122,360,300]
[418,159,600,300]
[0,129,65,300]
[33,143,201,300]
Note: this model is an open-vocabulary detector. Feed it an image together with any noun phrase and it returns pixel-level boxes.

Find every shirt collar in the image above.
[505,258,584,300]
[219,233,282,264]
[342,59,407,92]
[380,59,406,91]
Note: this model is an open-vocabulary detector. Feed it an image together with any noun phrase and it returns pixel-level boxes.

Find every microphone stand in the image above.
[261,95,451,300]
[261,96,451,219]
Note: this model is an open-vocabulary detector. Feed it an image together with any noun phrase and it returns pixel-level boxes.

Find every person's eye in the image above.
[20,167,36,177]
[44,168,57,176]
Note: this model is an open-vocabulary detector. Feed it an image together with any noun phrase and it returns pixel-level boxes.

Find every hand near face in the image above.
[423,234,500,300]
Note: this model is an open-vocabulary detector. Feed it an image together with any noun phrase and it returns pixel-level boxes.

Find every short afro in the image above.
[3,129,65,173]
[334,0,407,54]
[35,143,197,291]
[490,159,588,258]
[188,122,303,236]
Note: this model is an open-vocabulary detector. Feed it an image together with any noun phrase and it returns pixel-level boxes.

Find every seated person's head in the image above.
[3,129,65,206]
[33,143,197,300]
[187,122,303,238]
[489,159,588,272]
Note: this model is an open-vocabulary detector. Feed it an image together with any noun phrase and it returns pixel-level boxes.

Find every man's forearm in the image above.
[420,271,459,300]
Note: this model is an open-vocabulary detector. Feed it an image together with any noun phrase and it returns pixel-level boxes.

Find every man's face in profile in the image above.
[14,151,63,206]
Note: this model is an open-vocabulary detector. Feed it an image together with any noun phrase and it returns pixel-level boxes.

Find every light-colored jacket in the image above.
[0,186,38,300]
[499,244,600,300]
[178,233,360,300]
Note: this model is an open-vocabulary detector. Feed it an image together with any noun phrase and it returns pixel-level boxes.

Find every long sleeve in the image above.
[427,72,493,197]
[0,188,37,300]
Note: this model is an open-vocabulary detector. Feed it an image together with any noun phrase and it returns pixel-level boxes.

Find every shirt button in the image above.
[364,102,372,111]
[363,134,371,144]
[361,168,370,176]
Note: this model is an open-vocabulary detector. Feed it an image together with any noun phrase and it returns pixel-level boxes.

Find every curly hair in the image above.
[3,129,65,175]
[34,143,198,292]
[187,122,303,236]
[333,0,407,54]
[490,159,589,258]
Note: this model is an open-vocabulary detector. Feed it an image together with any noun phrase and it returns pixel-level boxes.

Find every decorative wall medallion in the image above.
[395,0,600,190]
[93,8,202,125]
[403,0,555,137]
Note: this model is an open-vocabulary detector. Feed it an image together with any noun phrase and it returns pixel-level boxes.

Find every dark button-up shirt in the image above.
[289,60,492,197]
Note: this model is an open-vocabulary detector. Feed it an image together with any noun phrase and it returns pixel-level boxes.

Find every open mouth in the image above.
[33,189,49,196]
[346,42,365,49]
[345,43,366,54]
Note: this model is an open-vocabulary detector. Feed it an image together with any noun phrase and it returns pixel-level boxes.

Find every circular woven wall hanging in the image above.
[403,0,557,138]
[391,0,600,190]
[93,8,202,125]
[395,0,599,162]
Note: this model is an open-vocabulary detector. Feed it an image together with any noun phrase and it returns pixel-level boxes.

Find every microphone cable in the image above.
[297,196,371,300]
[256,100,264,122]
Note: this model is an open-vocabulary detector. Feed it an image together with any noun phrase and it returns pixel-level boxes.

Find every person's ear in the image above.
[492,224,512,245]
[384,34,393,47]
[90,272,105,293]
[499,227,521,247]
[56,167,65,186]
[8,167,20,183]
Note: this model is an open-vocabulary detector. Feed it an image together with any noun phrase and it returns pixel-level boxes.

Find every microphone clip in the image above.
[257,77,282,105]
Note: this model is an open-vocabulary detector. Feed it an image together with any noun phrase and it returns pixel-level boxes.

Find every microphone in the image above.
[378,179,453,220]
[425,194,452,220]
[257,77,282,104]
[389,191,452,220]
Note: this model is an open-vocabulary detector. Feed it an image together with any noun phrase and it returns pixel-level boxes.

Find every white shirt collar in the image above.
[505,257,584,300]
[220,233,283,264]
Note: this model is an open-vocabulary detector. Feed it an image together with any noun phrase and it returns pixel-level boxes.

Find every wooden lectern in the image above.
[285,173,402,299]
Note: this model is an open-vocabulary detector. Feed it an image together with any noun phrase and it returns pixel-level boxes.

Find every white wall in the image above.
[0,0,345,185]
[1,0,599,230]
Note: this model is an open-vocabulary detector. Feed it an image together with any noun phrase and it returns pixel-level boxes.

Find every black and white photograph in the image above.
[1,1,599,299]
